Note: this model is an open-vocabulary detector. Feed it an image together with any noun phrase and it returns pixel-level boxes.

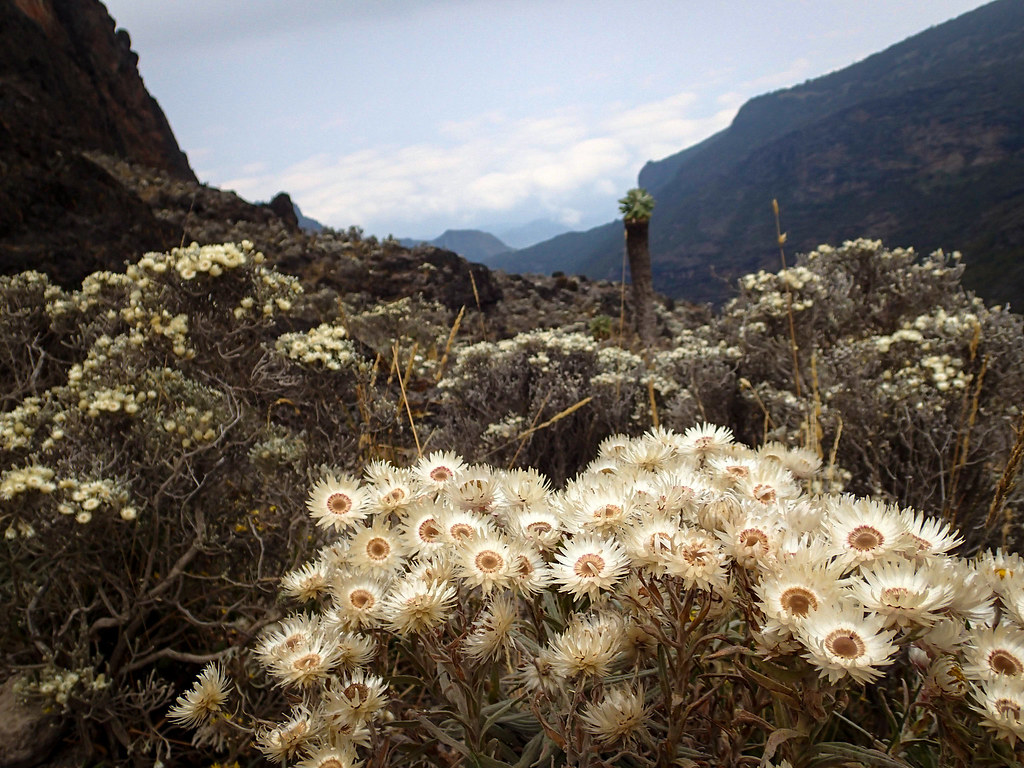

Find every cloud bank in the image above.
[218,91,740,236]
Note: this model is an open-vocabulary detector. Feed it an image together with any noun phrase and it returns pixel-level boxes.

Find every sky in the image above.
[102,0,991,244]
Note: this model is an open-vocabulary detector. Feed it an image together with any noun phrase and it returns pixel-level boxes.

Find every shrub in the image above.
[170,426,1024,768]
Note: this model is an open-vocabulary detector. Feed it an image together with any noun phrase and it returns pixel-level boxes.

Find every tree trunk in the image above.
[625,218,655,348]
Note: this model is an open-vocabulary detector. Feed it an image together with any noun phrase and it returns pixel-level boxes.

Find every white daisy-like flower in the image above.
[782,498,825,535]
[717,509,781,569]
[658,525,729,592]
[456,534,514,594]
[621,513,680,569]
[898,507,963,559]
[737,462,800,507]
[368,467,416,513]
[324,668,389,727]
[382,576,457,635]
[270,634,343,688]
[507,542,553,596]
[280,560,332,603]
[413,450,466,491]
[648,471,701,518]
[400,501,447,556]
[333,631,377,671]
[509,505,564,550]
[595,433,632,462]
[706,455,759,491]
[977,548,1024,595]
[754,550,852,638]
[564,485,636,536]
[445,464,498,513]
[256,705,318,764]
[547,612,625,680]
[620,437,675,473]
[500,466,551,509]
[917,616,969,655]
[255,613,321,666]
[942,558,997,626]
[970,675,1024,744]
[347,519,406,574]
[306,473,368,531]
[552,534,630,601]
[438,508,494,546]
[167,663,231,728]
[797,605,899,684]
[680,423,735,461]
[330,576,387,630]
[823,495,910,567]
[849,557,955,629]
[780,446,822,480]
[296,746,361,768]
[462,593,520,663]
[579,685,649,748]
[964,623,1024,680]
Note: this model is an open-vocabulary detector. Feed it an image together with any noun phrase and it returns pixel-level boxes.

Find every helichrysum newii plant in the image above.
[171,425,1024,768]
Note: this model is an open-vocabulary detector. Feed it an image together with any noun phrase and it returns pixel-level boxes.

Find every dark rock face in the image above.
[0,0,195,285]
[267,192,301,232]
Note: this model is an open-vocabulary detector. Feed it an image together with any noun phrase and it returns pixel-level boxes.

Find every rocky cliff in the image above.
[0,0,196,284]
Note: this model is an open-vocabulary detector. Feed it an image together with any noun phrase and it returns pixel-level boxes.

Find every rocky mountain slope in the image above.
[499,0,1024,308]
[0,0,641,338]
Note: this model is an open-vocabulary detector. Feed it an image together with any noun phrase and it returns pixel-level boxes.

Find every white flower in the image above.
[552,534,630,601]
[167,663,231,728]
[797,605,899,684]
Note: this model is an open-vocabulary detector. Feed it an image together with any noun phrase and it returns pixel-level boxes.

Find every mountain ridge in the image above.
[502,0,1024,307]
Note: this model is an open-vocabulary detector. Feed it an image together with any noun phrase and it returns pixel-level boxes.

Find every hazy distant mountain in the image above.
[399,229,512,262]
[504,0,1024,307]
[495,219,572,249]
[293,202,323,233]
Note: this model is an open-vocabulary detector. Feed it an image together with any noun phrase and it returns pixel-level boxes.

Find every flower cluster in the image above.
[276,323,362,371]
[173,425,1024,764]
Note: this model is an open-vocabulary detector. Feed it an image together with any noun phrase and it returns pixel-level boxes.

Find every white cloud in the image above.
[219,90,738,234]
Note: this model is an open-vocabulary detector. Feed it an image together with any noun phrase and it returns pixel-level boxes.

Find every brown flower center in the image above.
[381,487,407,507]
[343,682,369,704]
[681,545,710,566]
[515,555,534,577]
[475,550,504,573]
[825,629,866,660]
[320,759,346,768]
[780,586,817,617]
[996,698,1022,720]
[418,518,441,542]
[739,528,769,551]
[526,521,553,535]
[429,466,454,482]
[596,504,621,520]
[293,652,322,672]
[753,484,776,504]
[647,532,673,553]
[449,523,475,542]
[349,589,374,609]
[881,586,911,607]
[327,493,352,515]
[988,649,1024,676]
[574,553,605,577]
[848,525,884,552]
[366,537,391,560]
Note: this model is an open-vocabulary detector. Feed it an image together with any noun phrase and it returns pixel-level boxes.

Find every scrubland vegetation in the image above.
[2,235,1023,767]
